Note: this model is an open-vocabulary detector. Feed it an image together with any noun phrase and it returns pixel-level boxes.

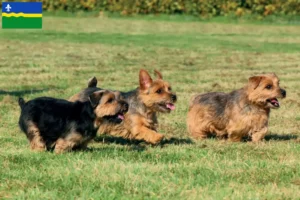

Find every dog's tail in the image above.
[18,97,26,109]
[87,77,98,88]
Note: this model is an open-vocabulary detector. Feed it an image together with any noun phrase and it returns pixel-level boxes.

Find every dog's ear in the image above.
[154,70,163,79]
[270,72,278,79]
[139,69,153,90]
[113,91,121,100]
[88,77,98,88]
[89,90,105,107]
[248,76,263,89]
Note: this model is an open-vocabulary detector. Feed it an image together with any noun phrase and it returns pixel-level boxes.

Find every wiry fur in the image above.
[69,69,177,144]
[18,90,128,153]
[187,73,286,142]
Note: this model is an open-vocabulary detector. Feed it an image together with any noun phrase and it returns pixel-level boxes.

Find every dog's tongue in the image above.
[118,114,124,120]
[271,99,278,103]
[271,98,280,106]
[166,103,175,110]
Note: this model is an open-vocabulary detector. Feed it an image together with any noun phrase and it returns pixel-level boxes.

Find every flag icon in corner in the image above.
[2,2,42,29]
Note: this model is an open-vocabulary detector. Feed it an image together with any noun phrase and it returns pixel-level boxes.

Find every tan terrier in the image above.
[187,73,286,142]
[69,69,177,144]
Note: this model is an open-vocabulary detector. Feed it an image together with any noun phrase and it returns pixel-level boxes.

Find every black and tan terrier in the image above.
[18,90,128,153]
[187,73,286,142]
[69,69,177,144]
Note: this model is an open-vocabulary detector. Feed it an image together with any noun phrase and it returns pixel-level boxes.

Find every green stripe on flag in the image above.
[2,17,42,29]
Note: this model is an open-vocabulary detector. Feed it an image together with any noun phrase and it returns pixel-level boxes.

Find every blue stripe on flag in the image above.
[2,2,42,14]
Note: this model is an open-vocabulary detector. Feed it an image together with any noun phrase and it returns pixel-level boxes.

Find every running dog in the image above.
[69,69,177,144]
[187,73,286,142]
[18,90,128,153]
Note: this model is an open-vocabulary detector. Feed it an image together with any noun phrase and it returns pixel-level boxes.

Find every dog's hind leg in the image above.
[27,122,46,152]
[227,129,243,142]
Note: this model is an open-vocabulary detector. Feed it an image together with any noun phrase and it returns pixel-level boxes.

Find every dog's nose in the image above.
[171,94,177,102]
[281,89,286,98]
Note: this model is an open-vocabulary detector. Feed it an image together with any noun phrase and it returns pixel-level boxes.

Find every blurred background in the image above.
[1,0,300,20]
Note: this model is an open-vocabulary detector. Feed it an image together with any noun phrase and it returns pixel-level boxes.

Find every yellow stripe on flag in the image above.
[2,13,42,18]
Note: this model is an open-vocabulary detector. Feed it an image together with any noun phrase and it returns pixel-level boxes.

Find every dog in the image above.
[187,73,286,142]
[69,69,177,144]
[18,90,128,153]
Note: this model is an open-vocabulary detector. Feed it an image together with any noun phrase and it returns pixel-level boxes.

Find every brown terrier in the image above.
[187,73,286,142]
[69,69,177,144]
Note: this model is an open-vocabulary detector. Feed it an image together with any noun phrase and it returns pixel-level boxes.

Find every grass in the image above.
[0,15,300,199]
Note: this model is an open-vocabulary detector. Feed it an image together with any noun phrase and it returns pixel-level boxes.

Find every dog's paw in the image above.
[149,133,164,145]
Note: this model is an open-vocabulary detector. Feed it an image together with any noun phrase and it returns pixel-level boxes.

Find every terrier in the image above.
[69,69,177,144]
[18,90,128,153]
[187,73,286,142]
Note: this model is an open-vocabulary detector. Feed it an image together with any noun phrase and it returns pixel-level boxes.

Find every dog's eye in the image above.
[156,89,162,94]
[107,98,114,103]
[265,85,272,90]
[168,87,172,91]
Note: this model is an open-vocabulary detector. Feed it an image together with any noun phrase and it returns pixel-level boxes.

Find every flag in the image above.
[2,2,42,29]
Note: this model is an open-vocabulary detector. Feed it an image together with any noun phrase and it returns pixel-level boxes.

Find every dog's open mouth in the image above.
[158,102,176,111]
[103,113,125,123]
[166,103,175,110]
[117,114,124,120]
[267,98,280,108]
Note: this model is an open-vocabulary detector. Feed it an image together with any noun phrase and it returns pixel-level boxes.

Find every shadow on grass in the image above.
[160,137,194,146]
[0,89,48,97]
[94,135,144,146]
[87,145,147,152]
[265,134,298,141]
[200,133,298,142]
[94,135,194,148]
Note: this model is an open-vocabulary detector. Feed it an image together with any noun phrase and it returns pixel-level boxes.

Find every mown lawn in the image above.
[0,15,300,199]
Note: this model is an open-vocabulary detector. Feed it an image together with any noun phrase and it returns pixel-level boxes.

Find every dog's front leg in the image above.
[131,125,164,144]
[54,132,84,154]
[251,127,268,142]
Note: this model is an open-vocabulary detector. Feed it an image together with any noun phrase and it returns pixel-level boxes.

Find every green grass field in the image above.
[0,15,300,199]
